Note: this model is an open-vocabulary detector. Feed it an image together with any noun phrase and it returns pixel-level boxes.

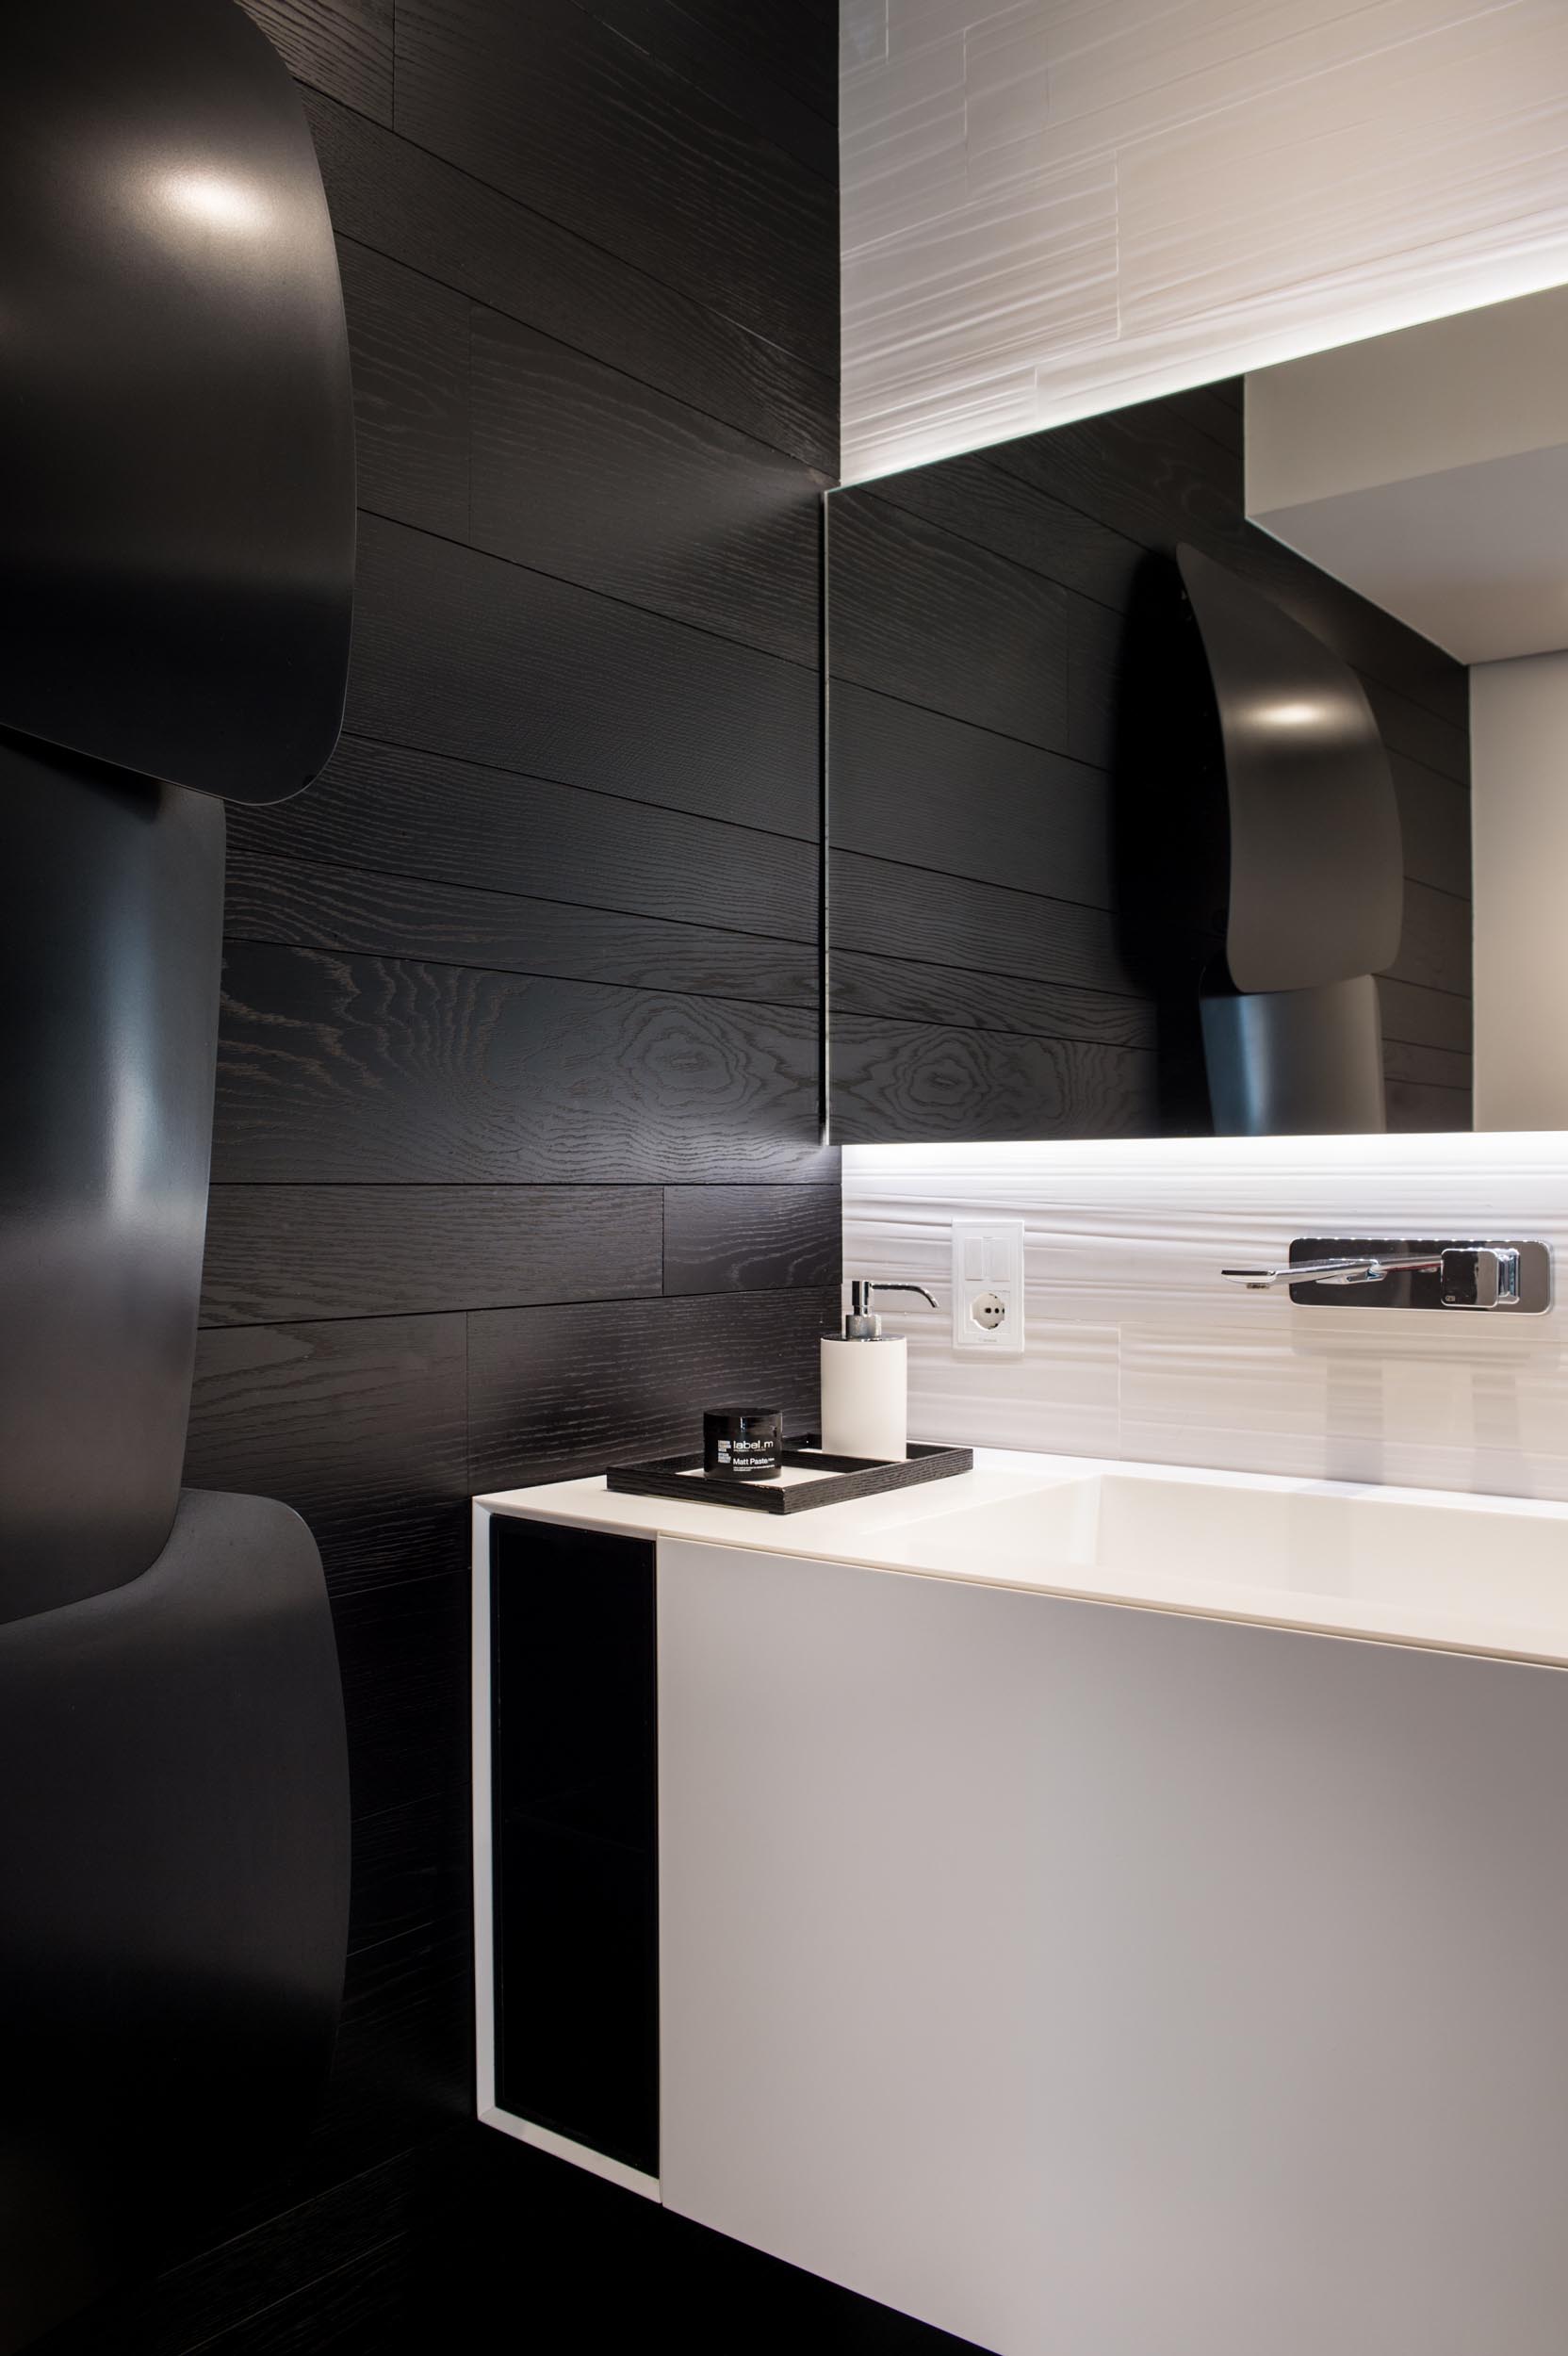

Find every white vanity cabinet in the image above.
[476,1463,1568,2356]
[656,1537,1568,2356]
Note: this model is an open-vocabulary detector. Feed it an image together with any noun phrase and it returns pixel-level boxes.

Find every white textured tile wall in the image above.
[843,1134,1568,1496]
[841,0,1568,481]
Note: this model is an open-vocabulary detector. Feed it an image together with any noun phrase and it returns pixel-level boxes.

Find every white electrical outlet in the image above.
[951,1219,1025,1355]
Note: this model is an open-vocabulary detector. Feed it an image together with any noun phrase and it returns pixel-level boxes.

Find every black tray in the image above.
[605,1439,973,1515]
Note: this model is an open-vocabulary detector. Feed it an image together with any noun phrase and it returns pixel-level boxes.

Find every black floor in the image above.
[404,2129,990,2354]
[35,2125,991,2354]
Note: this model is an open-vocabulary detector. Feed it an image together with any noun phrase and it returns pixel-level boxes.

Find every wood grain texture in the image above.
[238,0,392,121]
[569,0,837,179]
[864,450,1141,613]
[467,1286,839,1492]
[832,851,1136,998]
[224,849,819,1007]
[1379,977,1473,1055]
[470,307,825,664]
[394,0,835,362]
[201,1186,662,1324]
[1385,883,1473,997]
[1168,382,1244,457]
[1382,1039,1473,1094]
[185,1314,468,1596]
[1362,676,1470,788]
[829,680,1114,908]
[303,91,836,473]
[213,943,826,1186]
[831,1019,1159,1145]
[831,948,1158,1049]
[337,237,470,538]
[1065,590,1124,771]
[617,0,840,130]
[229,738,817,941]
[663,1186,841,1295]
[987,400,1241,585]
[828,492,1072,753]
[347,515,820,839]
[1392,756,1473,900]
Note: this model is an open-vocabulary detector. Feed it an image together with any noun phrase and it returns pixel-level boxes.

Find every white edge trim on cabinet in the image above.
[470,1499,664,2205]
[472,1502,498,2119]
[477,2104,662,2201]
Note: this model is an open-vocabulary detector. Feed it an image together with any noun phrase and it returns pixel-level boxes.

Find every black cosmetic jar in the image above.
[703,1404,783,1480]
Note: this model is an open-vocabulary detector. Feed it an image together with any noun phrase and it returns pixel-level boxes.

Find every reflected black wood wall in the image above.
[828,383,1474,1140]
[42,3,838,2348]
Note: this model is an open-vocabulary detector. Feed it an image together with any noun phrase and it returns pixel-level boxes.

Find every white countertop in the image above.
[477,1449,1568,1670]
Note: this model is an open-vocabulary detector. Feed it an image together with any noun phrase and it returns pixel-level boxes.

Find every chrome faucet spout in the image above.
[1222,1253,1441,1291]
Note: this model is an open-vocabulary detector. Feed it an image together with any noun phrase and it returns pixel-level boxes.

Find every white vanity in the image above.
[473,1453,1568,2356]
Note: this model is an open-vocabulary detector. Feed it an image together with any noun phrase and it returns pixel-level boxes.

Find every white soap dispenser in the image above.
[821,1279,938,1461]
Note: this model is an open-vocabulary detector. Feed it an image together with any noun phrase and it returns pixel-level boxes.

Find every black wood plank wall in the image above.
[41,3,839,2348]
[828,383,1474,1141]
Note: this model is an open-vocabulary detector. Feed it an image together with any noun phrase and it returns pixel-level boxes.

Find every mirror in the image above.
[825,285,1568,1143]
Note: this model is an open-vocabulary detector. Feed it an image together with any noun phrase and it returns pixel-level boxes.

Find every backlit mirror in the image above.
[825,284,1568,1142]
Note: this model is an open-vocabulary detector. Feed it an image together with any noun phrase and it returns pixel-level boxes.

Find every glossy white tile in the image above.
[843,1134,1568,1497]
[841,0,1568,480]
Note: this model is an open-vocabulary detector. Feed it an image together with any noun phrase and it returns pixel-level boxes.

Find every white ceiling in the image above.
[1247,286,1568,665]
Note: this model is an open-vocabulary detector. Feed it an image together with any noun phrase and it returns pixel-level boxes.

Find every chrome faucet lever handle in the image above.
[1222,1253,1442,1291]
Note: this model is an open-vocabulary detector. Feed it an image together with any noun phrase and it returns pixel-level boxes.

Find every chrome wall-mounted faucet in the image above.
[1221,1238,1552,1312]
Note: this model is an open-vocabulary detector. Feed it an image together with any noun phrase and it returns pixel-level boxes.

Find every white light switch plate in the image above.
[951,1219,1025,1356]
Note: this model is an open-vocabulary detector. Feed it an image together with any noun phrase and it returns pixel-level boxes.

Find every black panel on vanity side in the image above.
[491,1517,659,2178]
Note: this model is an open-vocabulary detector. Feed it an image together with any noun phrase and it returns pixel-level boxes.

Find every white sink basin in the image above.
[880,1462,1568,1663]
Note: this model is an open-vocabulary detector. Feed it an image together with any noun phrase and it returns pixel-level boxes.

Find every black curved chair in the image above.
[1177,545,1404,1133]
[0,6,355,2344]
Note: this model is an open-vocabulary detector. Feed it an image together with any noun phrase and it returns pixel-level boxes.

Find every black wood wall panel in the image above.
[663,1186,841,1297]
[392,0,834,358]
[230,735,819,940]
[466,1287,839,1494]
[468,310,829,663]
[336,237,470,538]
[212,944,825,1184]
[32,3,838,2348]
[302,90,836,473]
[200,1186,665,1324]
[831,948,1156,1050]
[243,0,393,123]
[830,1022,1159,1148]
[828,381,1473,1141]
[569,0,837,179]
[223,848,820,1007]
[831,680,1115,907]
[346,515,821,837]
